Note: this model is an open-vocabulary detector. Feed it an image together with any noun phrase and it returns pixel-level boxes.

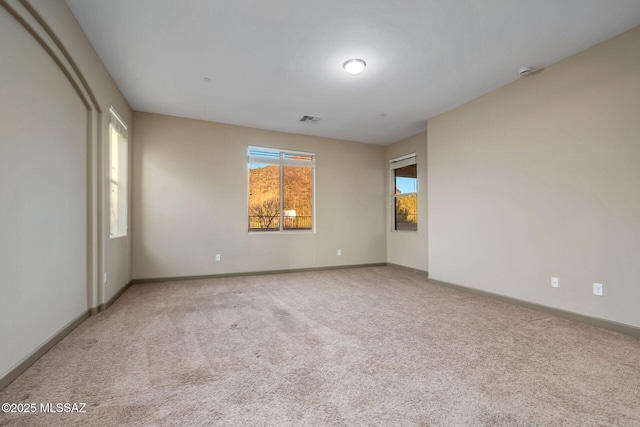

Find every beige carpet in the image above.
[1,266,639,426]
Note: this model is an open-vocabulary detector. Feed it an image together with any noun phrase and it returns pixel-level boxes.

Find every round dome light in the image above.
[343,58,366,76]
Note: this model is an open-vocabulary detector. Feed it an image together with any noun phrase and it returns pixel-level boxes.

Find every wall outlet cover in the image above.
[593,283,604,296]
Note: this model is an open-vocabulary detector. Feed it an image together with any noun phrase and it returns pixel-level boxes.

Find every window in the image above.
[109,107,128,238]
[248,146,314,232]
[391,153,417,231]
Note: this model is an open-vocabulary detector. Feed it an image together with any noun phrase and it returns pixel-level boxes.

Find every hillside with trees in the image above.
[249,165,313,229]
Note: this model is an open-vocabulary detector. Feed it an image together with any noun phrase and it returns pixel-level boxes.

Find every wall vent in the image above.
[299,115,322,124]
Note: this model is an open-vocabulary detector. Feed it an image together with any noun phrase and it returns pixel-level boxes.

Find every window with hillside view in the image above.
[248,147,314,232]
[392,154,417,231]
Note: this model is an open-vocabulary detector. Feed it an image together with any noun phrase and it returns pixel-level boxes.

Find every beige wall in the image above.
[386,132,428,271]
[0,0,131,382]
[29,0,133,304]
[428,26,640,328]
[132,112,386,279]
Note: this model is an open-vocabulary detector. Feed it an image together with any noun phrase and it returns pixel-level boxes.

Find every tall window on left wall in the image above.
[109,107,128,238]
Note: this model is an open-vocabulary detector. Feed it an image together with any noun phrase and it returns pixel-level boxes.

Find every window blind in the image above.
[390,152,416,169]
[248,146,315,167]
[109,106,128,139]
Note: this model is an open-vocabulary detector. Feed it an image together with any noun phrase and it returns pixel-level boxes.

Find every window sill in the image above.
[248,230,315,235]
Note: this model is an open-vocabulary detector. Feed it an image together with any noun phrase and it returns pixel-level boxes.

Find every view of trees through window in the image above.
[394,163,417,231]
[248,148,314,231]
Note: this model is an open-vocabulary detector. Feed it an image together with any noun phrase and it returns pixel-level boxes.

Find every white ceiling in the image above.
[66,0,640,145]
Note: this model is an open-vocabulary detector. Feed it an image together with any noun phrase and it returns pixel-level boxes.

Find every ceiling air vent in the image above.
[299,115,322,124]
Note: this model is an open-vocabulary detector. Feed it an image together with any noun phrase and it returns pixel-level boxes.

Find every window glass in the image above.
[393,161,417,231]
[283,166,313,230]
[395,194,417,231]
[248,163,280,231]
[395,164,417,193]
[109,108,128,238]
[248,147,314,232]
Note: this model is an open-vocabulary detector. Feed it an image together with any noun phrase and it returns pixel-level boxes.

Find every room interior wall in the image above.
[428,25,640,328]
[27,0,133,305]
[18,0,133,307]
[385,131,428,272]
[0,0,132,384]
[0,3,88,382]
[132,112,387,280]
[3,0,638,392]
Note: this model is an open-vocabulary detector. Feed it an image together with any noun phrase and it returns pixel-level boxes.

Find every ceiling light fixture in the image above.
[343,58,366,76]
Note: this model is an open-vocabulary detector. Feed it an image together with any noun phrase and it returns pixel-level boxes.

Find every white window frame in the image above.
[390,153,417,232]
[109,106,128,239]
[248,146,316,233]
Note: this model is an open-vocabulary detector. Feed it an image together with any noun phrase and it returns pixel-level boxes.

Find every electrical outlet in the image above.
[103,272,107,284]
[337,249,342,256]
[593,283,604,296]
[551,277,559,288]
[215,254,221,262]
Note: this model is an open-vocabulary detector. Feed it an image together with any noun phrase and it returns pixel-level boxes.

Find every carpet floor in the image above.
[0,266,639,426]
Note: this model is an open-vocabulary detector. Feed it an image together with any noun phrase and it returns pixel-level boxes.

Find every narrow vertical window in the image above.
[109,107,128,238]
[391,153,417,231]
[248,146,314,232]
